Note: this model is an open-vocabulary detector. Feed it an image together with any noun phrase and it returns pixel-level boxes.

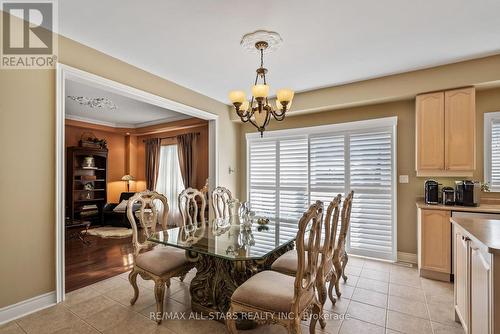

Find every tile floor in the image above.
[0,258,464,334]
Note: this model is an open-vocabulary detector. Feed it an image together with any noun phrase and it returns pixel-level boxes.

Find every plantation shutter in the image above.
[348,130,394,258]
[490,121,500,190]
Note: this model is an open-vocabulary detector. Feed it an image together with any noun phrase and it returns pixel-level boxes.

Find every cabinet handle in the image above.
[462,236,470,242]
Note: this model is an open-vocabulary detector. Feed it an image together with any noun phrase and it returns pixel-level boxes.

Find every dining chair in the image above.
[332,191,354,299]
[126,191,194,324]
[211,186,233,219]
[226,201,325,334]
[178,187,207,226]
[271,195,342,308]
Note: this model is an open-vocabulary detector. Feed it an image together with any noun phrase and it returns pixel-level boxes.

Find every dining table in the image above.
[148,215,300,318]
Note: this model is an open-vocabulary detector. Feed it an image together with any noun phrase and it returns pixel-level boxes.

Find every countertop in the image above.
[450,217,500,254]
[416,200,500,214]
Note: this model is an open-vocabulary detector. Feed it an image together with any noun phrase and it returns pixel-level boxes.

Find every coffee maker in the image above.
[455,180,480,206]
[424,180,439,205]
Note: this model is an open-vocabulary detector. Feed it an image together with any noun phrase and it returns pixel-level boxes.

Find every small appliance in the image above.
[424,180,439,205]
[442,187,455,206]
[455,180,480,207]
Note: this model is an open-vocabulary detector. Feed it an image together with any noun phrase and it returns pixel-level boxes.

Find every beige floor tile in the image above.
[339,318,384,334]
[0,322,25,334]
[427,301,462,328]
[389,273,421,288]
[385,330,401,334]
[244,324,288,334]
[388,295,429,319]
[426,293,454,305]
[324,294,351,315]
[51,320,100,334]
[84,303,136,332]
[104,284,162,311]
[340,275,358,288]
[160,319,227,334]
[307,311,344,334]
[65,294,117,319]
[140,298,191,320]
[359,268,389,282]
[64,286,102,307]
[356,278,389,294]
[344,266,362,277]
[420,278,453,297]
[346,300,386,327]
[388,283,425,302]
[431,321,465,334]
[91,276,130,294]
[346,257,364,268]
[363,260,393,273]
[386,310,432,334]
[17,304,83,334]
[102,312,158,334]
[351,288,388,308]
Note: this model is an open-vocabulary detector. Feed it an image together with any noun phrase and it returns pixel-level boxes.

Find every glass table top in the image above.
[148,215,300,260]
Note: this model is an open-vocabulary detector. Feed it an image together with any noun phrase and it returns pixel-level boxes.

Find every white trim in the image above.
[246,116,398,140]
[0,291,56,325]
[397,252,418,264]
[64,114,190,129]
[56,63,219,303]
[484,111,500,192]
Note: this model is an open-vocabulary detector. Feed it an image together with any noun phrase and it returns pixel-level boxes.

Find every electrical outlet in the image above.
[399,175,409,184]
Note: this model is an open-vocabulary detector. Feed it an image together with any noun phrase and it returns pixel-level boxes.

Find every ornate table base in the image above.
[185,242,294,320]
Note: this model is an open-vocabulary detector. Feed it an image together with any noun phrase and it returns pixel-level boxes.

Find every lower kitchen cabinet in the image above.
[453,222,496,334]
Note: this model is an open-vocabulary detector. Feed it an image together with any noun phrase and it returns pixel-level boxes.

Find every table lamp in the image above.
[121,174,135,192]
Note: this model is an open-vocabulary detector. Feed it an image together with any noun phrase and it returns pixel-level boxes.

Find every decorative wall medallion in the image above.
[240,30,283,54]
[67,96,117,110]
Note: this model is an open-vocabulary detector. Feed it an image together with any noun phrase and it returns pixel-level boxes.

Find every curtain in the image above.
[145,138,161,190]
[177,133,199,188]
[155,145,185,225]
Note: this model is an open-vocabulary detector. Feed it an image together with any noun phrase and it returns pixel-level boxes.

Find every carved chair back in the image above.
[335,191,354,258]
[322,194,342,265]
[178,187,207,227]
[211,186,233,219]
[126,191,169,257]
[292,201,324,313]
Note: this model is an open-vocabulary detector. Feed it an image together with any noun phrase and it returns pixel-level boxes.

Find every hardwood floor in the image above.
[65,230,134,292]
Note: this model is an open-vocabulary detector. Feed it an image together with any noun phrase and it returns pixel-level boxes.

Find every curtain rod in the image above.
[142,132,200,143]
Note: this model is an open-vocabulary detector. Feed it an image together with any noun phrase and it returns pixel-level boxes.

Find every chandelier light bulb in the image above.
[240,100,250,112]
[228,90,246,104]
[252,84,270,98]
[276,88,294,103]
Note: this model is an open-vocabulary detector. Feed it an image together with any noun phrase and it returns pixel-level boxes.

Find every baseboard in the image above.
[397,252,417,264]
[0,291,56,325]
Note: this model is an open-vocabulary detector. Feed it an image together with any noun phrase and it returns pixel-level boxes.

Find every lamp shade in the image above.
[276,88,294,102]
[121,174,135,181]
[252,84,270,98]
[228,90,246,104]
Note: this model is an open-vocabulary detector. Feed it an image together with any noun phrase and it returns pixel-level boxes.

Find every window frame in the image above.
[246,116,398,261]
[484,111,500,192]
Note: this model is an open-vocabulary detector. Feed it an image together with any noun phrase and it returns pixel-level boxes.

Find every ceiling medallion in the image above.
[67,96,117,110]
[229,30,294,137]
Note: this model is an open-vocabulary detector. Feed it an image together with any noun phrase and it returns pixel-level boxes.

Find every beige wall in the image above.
[239,87,500,255]
[0,33,240,307]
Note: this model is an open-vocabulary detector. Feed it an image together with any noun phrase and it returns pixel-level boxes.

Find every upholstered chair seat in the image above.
[231,271,315,313]
[271,250,332,277]
[135,247,188,276]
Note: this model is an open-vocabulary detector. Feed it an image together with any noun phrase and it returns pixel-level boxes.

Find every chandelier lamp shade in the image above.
[229,30,294,136]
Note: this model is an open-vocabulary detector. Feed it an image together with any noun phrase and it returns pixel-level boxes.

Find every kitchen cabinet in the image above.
[417,209,451,281]
[454,225,469,332]
[452,218,498,334]
[416,87,475,177]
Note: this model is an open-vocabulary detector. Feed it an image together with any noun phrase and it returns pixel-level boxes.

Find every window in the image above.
[247,117,397,261]
[155,144,185,223]
[485,112,500,192]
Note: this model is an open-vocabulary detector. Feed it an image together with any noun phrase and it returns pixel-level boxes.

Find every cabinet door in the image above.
[444,87,475,171]
[470,246,491,334]
[454,227,469,332]
[416,92,445,171]
[421,210,451,273]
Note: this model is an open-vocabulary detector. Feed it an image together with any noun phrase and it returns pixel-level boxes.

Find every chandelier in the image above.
[67,96,117,110]
[229,30,294,136]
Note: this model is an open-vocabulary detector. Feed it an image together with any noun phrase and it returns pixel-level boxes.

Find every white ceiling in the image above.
[60,0,500,104]
[65,79,189,127]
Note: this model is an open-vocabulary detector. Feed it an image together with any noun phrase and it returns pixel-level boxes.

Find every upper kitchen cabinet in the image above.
[416,87,475,177]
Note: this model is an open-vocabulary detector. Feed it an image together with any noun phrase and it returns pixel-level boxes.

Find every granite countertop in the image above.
[416,200,500,214]
[450,217,500,254]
